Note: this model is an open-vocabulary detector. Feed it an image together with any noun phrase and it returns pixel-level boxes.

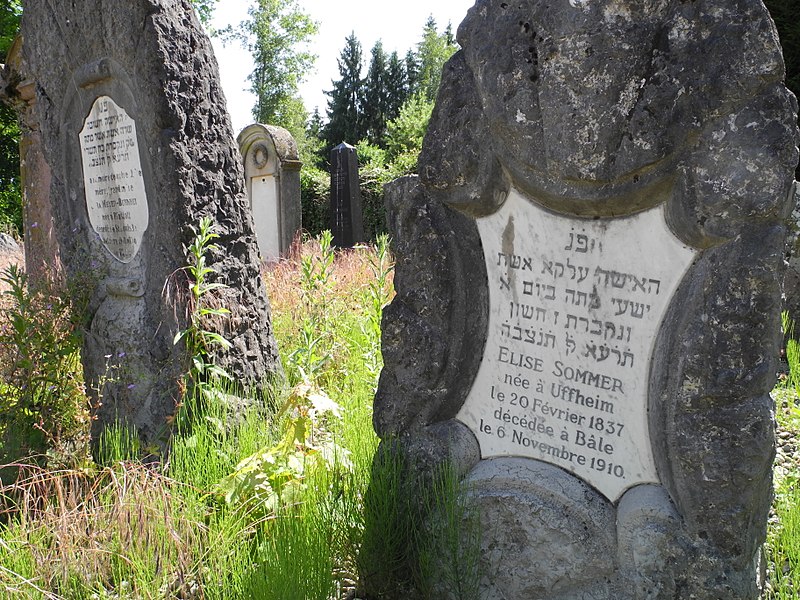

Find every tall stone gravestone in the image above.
[21,0,282,445]
[2,35,60,289]
[237,123,302,261]
[368,0,800,598]
[329,142,364,247]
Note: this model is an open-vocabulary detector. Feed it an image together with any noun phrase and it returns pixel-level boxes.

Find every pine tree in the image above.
[404,49,420,99]
[362,40,390,145]
[385,51,409,124]
[324,33,364,152]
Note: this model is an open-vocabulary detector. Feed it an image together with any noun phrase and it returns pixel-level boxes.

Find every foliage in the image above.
[386,92,435,169]
[191,0,217,26]
[173,217,232,401]
[302,18,457,241]
[223,0,317,143]
[0,0,21,61]
[0,235,393,599]
[415,17,458,103]
[0,103,21,234]
[300,163,331,234]
[289,230,336,380]
[0,1,22,235]
[0,265,90,470]
[214,379,351,518]
[362,40,390,146]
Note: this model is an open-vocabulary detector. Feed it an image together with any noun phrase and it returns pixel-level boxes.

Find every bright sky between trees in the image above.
[211,0,475,134]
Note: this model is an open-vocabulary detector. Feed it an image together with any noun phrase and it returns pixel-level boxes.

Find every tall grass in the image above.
[2,237,799,599]
[0,234,389,599]
[768,313,800,599]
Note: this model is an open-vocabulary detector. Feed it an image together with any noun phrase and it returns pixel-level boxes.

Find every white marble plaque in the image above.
[80,96,148,263]
[456,188,697,501]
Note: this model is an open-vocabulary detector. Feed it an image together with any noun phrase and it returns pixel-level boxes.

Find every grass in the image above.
[0,234,390,599]
[0,235,799,599]
[768,322,800,599]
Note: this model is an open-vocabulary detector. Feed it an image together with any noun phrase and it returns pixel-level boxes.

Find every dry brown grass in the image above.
[0,463,216,598]
[263,236,394,320]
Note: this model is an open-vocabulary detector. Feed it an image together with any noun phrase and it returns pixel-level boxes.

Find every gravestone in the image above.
[237,123,302,261]
[1,35,60,289]
[329,142,364,247]
[21,0,282,445]
[367,0,800,598]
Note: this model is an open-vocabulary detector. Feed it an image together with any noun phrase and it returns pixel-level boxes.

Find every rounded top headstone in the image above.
[237,123,299,164]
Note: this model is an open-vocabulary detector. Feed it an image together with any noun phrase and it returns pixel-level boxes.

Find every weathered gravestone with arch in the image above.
[238,123,302,261]
[367,0,800,598]
[21,0,282,445]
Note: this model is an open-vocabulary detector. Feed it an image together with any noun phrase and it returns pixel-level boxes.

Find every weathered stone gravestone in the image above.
[21,0,282,445]
[329,142,364,247]
[1,35,60,289]
[237,123,302,261]
[369,0,800,598]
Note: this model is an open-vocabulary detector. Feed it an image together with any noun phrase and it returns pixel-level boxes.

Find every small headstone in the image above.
[367,0,800,598]
[237,124,302,261]
[329,142,364,247]
[0,233,20,256]
[22,0,282,445]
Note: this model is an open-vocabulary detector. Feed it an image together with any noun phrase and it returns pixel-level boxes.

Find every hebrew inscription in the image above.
[456,188,697,501]
[80,96,148,263]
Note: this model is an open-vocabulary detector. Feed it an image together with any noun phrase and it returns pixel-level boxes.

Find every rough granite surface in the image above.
[367,0,800,598]
[21,0,282,445]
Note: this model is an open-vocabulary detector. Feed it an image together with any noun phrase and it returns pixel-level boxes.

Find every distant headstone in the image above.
[0,233,20,256]
[367,0,800,598]
[22,0,282,445]
[329,142,364,247]
[237,124,302,260]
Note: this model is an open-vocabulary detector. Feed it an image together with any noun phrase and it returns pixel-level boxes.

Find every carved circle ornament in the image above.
[79,95,149,263]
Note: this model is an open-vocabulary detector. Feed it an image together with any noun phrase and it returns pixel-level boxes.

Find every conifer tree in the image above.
[324,33,364,152]
[385,51,409,124]
[362,40,390,145]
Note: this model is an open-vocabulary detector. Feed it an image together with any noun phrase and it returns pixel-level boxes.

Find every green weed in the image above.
[0,265,91,472]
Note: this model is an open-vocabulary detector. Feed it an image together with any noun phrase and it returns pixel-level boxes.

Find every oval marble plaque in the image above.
[80,95,148,263]
[456,187,697,501]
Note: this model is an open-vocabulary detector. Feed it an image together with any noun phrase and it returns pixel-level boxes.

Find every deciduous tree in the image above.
[415,17,457,102]
[224,0,317,140]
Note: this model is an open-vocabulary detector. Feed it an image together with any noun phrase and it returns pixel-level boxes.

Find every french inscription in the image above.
[80,96,148,263]
[456,188,697,501]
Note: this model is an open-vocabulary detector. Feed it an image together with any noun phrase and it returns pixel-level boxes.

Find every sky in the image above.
[210,0,475,134]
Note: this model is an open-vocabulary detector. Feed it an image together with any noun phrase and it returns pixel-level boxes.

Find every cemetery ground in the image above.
[0,233,798,600]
